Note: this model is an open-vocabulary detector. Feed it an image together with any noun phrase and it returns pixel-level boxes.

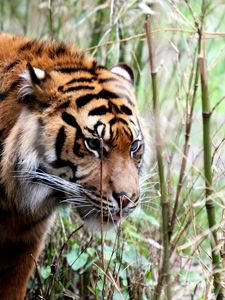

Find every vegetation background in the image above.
[1,0,225,299]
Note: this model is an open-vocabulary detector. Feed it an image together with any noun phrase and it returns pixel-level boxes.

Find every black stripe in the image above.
[73,141,85,157]
[88,105,110,116]
[66,77,94,85]
[4,60,20,72]
[59,85,94,93]
[51,158,78,182]
[50,140,78,179]
[109,102,121,114]
[98,77,118,84]
[120,105,133,115]
[34,43,45,56]
[55,67,96,75]
[85,185,97,192]
[0,92,8,101]
[76,89,120,108]
[10,78,22,90]
[50,159,77,173]
[55,43,67,56]
[62,112,83,139]
[76,93,98,108]
[0,79,22,101]
[18,40,35,52]
[48,42,68,59]
[62,112,77,127]
[127,127,133,140]
[96,64,106,71]
[55,126,66,159]
[58,101,70,109]
[109,117,128,126]
[123,127,133,139]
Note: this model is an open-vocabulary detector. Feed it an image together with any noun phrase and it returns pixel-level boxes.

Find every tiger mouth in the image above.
[74,192,139,226]
[75,203,128,225]
[103,212,123,223]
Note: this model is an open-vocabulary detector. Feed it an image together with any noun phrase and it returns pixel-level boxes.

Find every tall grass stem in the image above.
[199,55,224,299]
[145,15,171,300]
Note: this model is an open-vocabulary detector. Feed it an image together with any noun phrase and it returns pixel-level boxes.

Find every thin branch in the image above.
[85,29,225,52]
[211,95,225,115]
[44,224,84,298]
[99,136,107,299]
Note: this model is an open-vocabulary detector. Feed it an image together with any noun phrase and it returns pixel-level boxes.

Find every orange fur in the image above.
[0,34,144,299]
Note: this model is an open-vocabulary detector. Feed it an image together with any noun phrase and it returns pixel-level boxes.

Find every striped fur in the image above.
[0,33,144,299]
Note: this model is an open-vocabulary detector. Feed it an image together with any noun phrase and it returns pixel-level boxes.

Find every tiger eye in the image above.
[86,138,101,151]
[131,140,140,153]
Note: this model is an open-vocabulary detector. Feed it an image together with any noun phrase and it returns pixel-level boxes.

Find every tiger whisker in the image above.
[14,169,85,196]
[60,198,87,203]
[140,199,158,203]
[82,208,96,220]
[65,204,92,209]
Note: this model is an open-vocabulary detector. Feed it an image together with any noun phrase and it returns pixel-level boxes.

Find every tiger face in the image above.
[15,63,143,226]
[0,37,144,228]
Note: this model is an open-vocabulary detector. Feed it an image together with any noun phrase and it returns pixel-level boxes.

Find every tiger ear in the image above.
[18,63,48,103]
[110,64,134,84]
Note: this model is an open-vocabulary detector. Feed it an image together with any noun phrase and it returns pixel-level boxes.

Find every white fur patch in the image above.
[20,67,45,81]
[18,110,40,170]
[16,110,52,211]
[20,69,30,81]
[110,66,131,81]
[33,67,45,80]
[96,123,104,138]
[18,67,46,101]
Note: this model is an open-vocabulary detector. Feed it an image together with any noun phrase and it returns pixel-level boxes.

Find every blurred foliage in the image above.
[1,0,225,299]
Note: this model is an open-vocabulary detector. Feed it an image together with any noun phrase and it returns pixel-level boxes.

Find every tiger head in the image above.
[2,55,144,228]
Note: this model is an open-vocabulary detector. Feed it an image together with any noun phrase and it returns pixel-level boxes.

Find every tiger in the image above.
[0,33,144,300]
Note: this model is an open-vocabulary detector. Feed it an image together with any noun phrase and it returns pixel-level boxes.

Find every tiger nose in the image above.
[112,192,133,209]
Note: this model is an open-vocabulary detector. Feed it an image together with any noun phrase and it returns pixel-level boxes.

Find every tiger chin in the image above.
[0,33,144,300]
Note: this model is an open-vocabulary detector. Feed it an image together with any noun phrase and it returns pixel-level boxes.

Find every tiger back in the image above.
[0,33,144,300]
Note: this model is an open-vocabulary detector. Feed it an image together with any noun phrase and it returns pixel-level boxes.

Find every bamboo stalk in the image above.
[199,55,224,299]
[48,0,54,39]
[145,16,171,300]
[23,0,29,35]
[0,0,3,32]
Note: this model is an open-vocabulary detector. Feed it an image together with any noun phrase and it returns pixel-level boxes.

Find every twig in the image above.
[211,96,225,115]
[211,138,225,165]
[31,254,44,299]
[99,136,106,298]
[44,224,84,298]
[169,0,205,238]
[85,29,225,52]
[145,15,171,300]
